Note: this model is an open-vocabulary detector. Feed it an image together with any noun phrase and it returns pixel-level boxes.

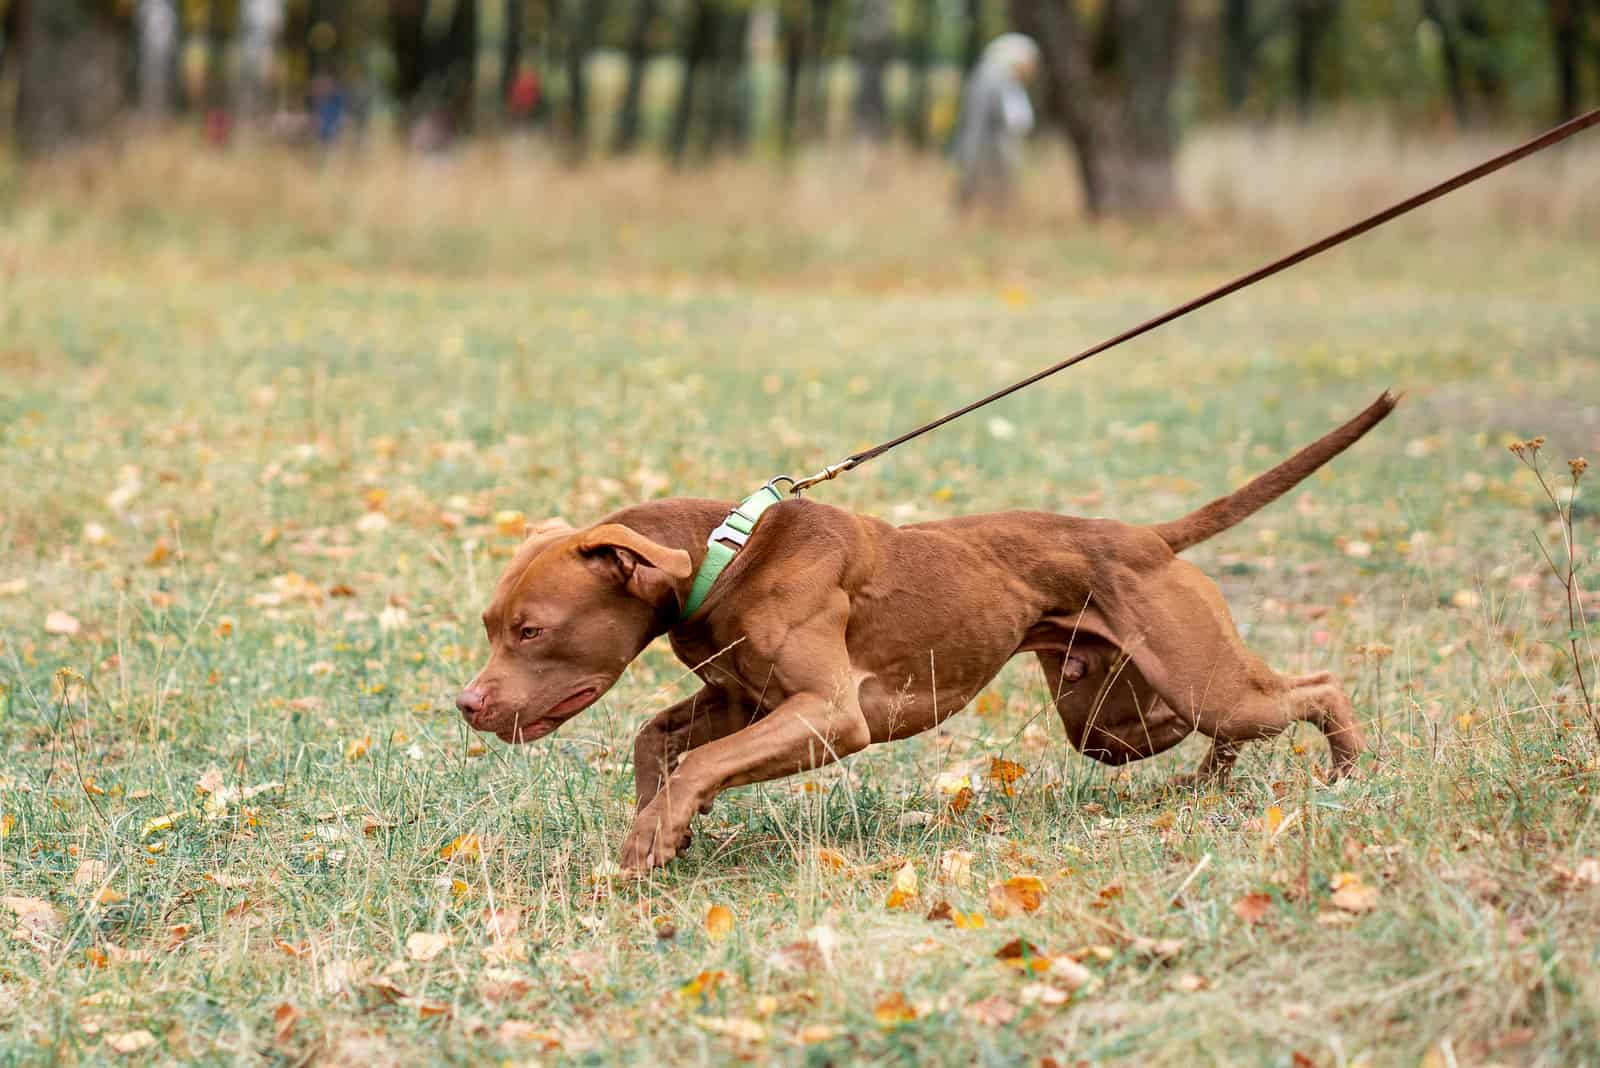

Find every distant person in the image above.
[952,33,1041,212]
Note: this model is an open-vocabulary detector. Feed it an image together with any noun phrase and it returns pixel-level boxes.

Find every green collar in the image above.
[680,482,787,619]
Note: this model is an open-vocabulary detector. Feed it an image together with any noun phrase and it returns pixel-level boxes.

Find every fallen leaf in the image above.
[439,833,482,861]
[479,966,535,1004]
[705,904,734,940]
[925,900,953,923]
[988,875,1047,917]
[814,847,849,870]
[678,969,729,1006]
[966,994,1018,1026]
[1233,892,1273,924]
[873,991,917,1027]
[795,1024,840,1044]
[1020,981,1073,1006]
[405,931,452,962]
[1329,872,1379,913]
[496,1021,562,1049]
[939,848,974,887]
[195,767,225,795]
[695,1016,767,1043]
[0,813,13,838]
[1265,805,1285,834]
[1049,957,1094,991]
[1174,972,1208,992]
[107,1030,157,1053]
[45,610,82,636]
[987,757,1027,795]
[345,735,373,762]
[952,910,988,929]
[481,906,522,942]
[273,1003,300,1045]
[995,938,1052,974]
[886,862,919,910]
[74,858,109,889]
[566,949,605,975]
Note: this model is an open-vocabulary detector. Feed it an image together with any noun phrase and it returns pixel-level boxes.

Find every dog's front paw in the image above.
[620,798,695,874]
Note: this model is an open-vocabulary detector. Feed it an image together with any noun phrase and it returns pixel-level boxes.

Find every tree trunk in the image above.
[706,4,750,153]
[613,0,658,152]
[904,0,935,146]
[15,0,130,155]
[1106,0,1182,212]
[445,0,479,134]
[670,0,716,164]
[778,0,808,151]
[1291,0,1340,121]
[1423,0,1470,127]
[502,0,525,111]
[962,0,984,74]
[136,0,178,118]
[805,0,835,138]
[1008,0,1104,215]
[238,0,284,117]
[1548,0,1585,121]
[563,0,605,157]
[851,0,890,140]
[389,0,428,121]
[1222,0,1251,112]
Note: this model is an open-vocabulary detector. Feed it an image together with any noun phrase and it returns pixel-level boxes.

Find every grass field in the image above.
[1,130,1598,1066]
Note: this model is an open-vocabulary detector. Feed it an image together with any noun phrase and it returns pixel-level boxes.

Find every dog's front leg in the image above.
[632,687,750,812]
[622,670,869,873]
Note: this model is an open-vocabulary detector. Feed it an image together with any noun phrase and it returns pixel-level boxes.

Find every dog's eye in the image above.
[519,625,543,642]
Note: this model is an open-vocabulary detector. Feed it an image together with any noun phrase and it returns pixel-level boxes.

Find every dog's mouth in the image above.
[497,686,601,744]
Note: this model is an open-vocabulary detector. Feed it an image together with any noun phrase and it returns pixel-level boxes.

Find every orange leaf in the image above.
[439,834,482,861]
[873,991,917,1027]
[994,937,1052,973]
[678,969,729,1005]
[1232,893,1273,924]
[988,875,1047,917]
[987,758,1027,795]
[705,904,734,940]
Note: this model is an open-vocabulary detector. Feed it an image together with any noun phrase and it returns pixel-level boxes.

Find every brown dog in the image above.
[458,393,1396,871]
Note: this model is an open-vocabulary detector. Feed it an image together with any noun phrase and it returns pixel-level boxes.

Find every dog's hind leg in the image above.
[1102,560,1367,781]
[1034,645,1193,766]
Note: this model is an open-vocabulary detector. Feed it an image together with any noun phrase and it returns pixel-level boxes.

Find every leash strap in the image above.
[789,106,1600,496]
[681,482,787,618]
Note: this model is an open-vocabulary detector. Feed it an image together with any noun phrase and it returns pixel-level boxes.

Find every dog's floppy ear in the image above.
[578,524,693,605]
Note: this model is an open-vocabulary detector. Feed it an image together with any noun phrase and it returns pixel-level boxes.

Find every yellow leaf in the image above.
[0,813,13,838]
[345,735,373,762]
[705,904,734,941]
[494,510,528,537]
[886,862,919,910]
[439,834,482,861]
[1265,805,1285,834]
[678,969,728,1005]
[995,937,1052,973]
[988,875,1047,917]
[939,849,974,887]
[952,910,987,929]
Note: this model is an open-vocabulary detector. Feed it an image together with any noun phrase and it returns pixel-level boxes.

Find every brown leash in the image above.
[790,107,1600,495]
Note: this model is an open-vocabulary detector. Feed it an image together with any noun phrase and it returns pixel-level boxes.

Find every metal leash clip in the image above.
[787,459,857,496]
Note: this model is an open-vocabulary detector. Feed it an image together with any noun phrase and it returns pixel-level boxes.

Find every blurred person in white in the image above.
[952,33,1041,212]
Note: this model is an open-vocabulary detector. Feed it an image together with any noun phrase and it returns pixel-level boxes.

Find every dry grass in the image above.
[0,122,1597,1066]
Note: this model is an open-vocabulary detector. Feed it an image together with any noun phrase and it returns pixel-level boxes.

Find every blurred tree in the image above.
[237,0,284,117]
[852,0,890,139]
[904,0,936,145]
[1013,0,1183,216]
[14,0,131,154]
[670,0,716,162]
[613,0,659,152]
[778,0,809,150]
[502,0,524,113]
[706,0,751,152]
[561,0,607,157]
[137,0,179,117]
[1291,0,1340,119]
[390,0,477,141]
[1547,0,1591,120]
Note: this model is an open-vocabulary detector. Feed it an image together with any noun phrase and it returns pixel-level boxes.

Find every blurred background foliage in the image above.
[0,0,1595,214]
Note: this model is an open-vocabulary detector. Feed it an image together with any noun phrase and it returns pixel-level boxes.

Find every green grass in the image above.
[1,143,1598,1066]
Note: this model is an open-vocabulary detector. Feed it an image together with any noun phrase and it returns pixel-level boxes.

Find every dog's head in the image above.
[455,518,691,743]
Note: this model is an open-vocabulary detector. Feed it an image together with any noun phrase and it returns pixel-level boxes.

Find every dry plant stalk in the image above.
[1509,438,1596,746]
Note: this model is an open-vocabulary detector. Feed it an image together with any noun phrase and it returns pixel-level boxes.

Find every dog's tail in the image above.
[1152,390,1399,554]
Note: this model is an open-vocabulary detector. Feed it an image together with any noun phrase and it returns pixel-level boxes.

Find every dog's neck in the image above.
[598,497,738,627]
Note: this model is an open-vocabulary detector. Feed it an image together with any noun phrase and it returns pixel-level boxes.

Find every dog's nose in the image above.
[456,687,487,720]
